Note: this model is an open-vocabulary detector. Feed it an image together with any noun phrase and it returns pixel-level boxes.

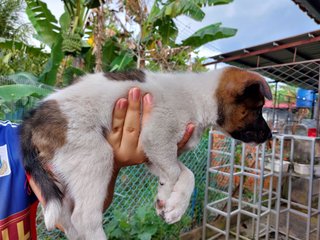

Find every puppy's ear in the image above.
[243,79,273,100]
[219,67,272,102]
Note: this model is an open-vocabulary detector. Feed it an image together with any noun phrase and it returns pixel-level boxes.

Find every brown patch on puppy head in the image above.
[104,70,145,82]
[216,67,272,143]
[31,100,68,163]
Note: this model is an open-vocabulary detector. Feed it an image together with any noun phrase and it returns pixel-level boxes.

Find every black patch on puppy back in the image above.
[104,70,145,82]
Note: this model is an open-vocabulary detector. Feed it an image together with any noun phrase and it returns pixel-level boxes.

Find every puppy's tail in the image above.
[20,109,63,230]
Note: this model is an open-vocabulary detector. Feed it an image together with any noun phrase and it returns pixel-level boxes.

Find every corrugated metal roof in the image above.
[207,30,320,91]
[292,0,320,24]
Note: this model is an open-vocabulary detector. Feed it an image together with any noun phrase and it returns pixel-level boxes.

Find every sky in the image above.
[42,0,319,58]
[176,0,319,57]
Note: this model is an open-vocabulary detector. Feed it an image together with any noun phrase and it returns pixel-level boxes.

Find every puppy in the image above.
[20,67,272,239]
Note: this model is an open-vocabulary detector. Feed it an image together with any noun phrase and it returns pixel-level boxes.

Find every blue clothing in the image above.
[0,121,38,240]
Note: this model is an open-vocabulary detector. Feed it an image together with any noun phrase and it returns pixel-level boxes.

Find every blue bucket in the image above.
[296,88,315,108]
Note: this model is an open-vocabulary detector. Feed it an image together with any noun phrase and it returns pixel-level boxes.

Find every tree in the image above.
[270,82,296,106]
[0,0,31,42]
[0,0,48,76]
[24,0,237,86]
[0,0,50,119]
[1,0,237,120]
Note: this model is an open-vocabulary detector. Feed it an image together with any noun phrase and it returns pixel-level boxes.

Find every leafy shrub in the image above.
[105,205,191,240]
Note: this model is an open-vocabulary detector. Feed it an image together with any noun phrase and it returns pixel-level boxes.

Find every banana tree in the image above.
[25,0,91,86]
[24,0,237,84]
[25,0,138,86]
[126,0,237,70]
[142,0,236,46]
[0,37,52,120]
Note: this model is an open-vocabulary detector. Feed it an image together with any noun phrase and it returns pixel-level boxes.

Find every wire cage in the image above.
[202,131,275,240]
[202,131,320,240]
[270,134,320,240]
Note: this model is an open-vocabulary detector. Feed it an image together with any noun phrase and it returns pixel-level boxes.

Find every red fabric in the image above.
[26,172,31,182]
[0,201,39,240]
[29,201,39,240]
[25,173,40,239]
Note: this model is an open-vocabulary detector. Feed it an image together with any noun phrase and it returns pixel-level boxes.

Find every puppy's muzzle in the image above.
[231,120,272,144]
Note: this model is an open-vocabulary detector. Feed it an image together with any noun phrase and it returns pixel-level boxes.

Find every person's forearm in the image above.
[103,166,120,210]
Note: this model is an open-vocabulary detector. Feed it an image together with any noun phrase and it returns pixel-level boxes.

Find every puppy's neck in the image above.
[179,70,222,129]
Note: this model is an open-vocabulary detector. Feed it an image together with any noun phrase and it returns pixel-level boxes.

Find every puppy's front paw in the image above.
[161,191,190,224]
[155,181,173,216]
[156,163,195,223]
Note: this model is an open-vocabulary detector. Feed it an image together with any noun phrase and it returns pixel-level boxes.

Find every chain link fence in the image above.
[1,76,209,239]
[37,132,209,240]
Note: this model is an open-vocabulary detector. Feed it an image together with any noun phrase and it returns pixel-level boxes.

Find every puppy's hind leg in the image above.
[61,140,113,240]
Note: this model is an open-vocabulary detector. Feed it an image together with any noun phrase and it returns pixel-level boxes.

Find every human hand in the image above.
[106,87,152,168]
[107,87,195,168]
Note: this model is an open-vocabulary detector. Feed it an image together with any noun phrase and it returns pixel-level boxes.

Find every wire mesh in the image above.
[34,132,209,239]
[249,59,320,91]
[104,132,210,228]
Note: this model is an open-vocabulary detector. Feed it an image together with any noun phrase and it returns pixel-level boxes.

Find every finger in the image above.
[141,93,153,127]
[121,87,142,149]
[137,93,153,153]
[106,98,128,148]
[177,123,195,150]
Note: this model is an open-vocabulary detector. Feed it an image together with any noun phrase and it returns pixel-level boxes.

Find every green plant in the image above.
[0,73,53,121]
[0,0,48,76]
[137,0,237,70]
[105,205,191,240]
[0,0,31,42]
[22,0,237,86]
[270,82,297,106]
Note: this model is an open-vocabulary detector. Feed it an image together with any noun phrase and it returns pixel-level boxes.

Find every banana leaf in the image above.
[194,0,233,7]
[181,23,237,49]
[0,84,53,102]
[155,17,178,46]
[38,37,64,86]
[110,53,135,72]
[25,0,61,48]
[161,0,205,21]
